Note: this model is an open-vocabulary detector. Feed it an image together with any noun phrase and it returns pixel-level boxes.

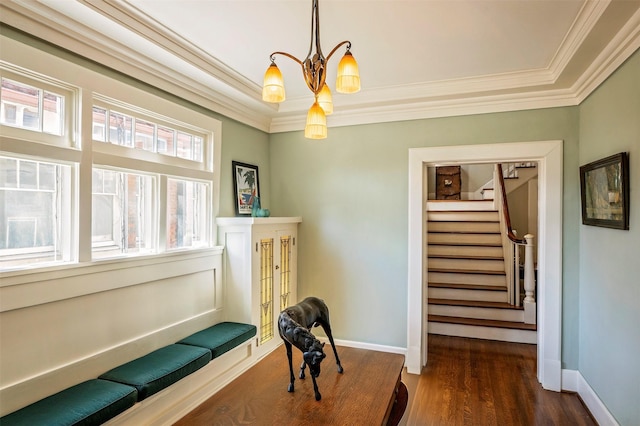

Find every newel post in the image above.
[523,234,536,324]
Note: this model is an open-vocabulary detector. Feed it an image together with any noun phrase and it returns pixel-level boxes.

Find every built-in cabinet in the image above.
[216,217,301,357]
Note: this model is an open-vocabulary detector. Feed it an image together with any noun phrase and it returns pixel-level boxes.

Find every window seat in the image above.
[0,322,256,426]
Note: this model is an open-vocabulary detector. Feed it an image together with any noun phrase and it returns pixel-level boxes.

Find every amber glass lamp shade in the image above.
[262,63,285,103]
[304,101,327,139]
[336,51,360,94]
[317,84,333,115]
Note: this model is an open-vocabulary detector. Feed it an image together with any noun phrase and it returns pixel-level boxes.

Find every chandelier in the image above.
[261,0,361,139]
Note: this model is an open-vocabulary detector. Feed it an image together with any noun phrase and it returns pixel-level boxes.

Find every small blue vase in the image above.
[251,196,261,217]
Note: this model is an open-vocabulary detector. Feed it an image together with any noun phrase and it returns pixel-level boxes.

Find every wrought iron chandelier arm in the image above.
[325,41,351,62]
[269,52,304,66]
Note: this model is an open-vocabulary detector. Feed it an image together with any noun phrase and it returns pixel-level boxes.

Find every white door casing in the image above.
[407,140,563,391]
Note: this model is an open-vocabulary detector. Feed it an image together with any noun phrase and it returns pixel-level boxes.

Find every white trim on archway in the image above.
[407,140,563,391]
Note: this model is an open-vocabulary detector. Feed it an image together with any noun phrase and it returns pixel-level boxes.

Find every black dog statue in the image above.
[278,297,343,401]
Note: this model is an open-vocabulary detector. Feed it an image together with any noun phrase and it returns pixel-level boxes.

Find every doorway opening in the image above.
[407,140,563,391]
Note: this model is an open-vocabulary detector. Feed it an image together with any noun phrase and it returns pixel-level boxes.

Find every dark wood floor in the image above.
[399,335,596,426]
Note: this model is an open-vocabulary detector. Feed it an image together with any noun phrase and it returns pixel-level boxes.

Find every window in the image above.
[1,57,220,271]
[92,103,205,162]
[1,78,64,135]
[167,178,208,250]
[0,156,73,269]
[92,169,155,259]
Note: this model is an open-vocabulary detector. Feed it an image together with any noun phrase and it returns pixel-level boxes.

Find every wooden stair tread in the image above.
[427,220,500,225]
[428,254,503,261]
[427,199,494,202]
[428,242,502,247]
[428,282,507,292]
[429,268,505,275]
[428,298,523,310]
[428,315,537,331]
[428,230,501,235]
[428,211,498,214]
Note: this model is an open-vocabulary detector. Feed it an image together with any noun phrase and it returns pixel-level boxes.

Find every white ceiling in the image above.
[2,0,639,134]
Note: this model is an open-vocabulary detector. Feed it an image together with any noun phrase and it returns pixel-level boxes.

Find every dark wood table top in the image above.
[175,345,405,426]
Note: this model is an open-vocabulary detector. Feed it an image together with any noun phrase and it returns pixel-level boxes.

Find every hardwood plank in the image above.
[175,346,404,426]
[401,335,596,426]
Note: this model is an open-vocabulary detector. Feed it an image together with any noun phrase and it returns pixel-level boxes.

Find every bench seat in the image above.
[1,322,255,425]
[98,344,211,401]
[177,321,257,358]
[0,379,137,426]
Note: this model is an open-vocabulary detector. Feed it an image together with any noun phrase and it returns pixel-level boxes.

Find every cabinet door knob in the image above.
[275,265,279,270]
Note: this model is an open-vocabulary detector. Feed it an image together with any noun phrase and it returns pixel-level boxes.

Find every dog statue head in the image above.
[303,340,326,378]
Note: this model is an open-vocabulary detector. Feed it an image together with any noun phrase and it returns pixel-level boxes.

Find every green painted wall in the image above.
[270,107,581,368]
[578,50,640,425]
[217,120,271,217]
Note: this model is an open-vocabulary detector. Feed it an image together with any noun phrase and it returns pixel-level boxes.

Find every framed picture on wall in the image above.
[580,152,629,230]
[232,161,260,216]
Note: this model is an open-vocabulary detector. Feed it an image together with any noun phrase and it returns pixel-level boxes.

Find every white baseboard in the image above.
[562,369,619,426]
[561,369,579,392]
[317,337,407,356]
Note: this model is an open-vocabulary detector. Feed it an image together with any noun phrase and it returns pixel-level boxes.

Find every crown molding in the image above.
[269,87,580,134]
[79,0,262,103]
[545,0,611,83]
[1,0,636,136]
[573,6,640,104]
[0,0,274,132]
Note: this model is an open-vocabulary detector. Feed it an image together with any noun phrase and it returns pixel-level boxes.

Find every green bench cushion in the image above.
[0,379,137,426]
[98,344,211,401]
[177,321,257,358]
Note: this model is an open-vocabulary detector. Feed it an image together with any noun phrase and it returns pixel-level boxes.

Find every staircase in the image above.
[427,200,537,344]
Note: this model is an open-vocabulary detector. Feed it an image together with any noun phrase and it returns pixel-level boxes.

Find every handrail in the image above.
[495,163,536,322]
[497,164,525,245]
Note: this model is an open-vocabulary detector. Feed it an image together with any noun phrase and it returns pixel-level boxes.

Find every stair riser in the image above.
[428,304,524,322]
[427,201,494,211]
[481,189,494,200]
[428,287,508,303]
[428,258,505,272]
[428,211,498,222]
[428,271,506,286]
[428,233,501,245]
[428,245,504,258]
[428,221,500,233]
[428,322,537,344]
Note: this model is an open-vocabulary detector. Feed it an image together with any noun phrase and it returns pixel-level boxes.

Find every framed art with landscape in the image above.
[232,161,260,216]
[579,152,629,230]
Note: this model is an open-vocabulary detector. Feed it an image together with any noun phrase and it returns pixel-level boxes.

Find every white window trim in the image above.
[1,33,222,274]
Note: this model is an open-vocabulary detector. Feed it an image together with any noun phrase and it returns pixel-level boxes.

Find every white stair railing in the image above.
[495,164,536,324]
[523,234,536,324]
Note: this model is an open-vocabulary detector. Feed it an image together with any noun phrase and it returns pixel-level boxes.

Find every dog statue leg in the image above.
[311,375,322,401]
[323,326,344,374]
[284,341,295,392]
[299,359,307,379]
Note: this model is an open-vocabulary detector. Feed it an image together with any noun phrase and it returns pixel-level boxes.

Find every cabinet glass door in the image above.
[258,232,295,347]
[279,235,292,311]
[259,237,274,344]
